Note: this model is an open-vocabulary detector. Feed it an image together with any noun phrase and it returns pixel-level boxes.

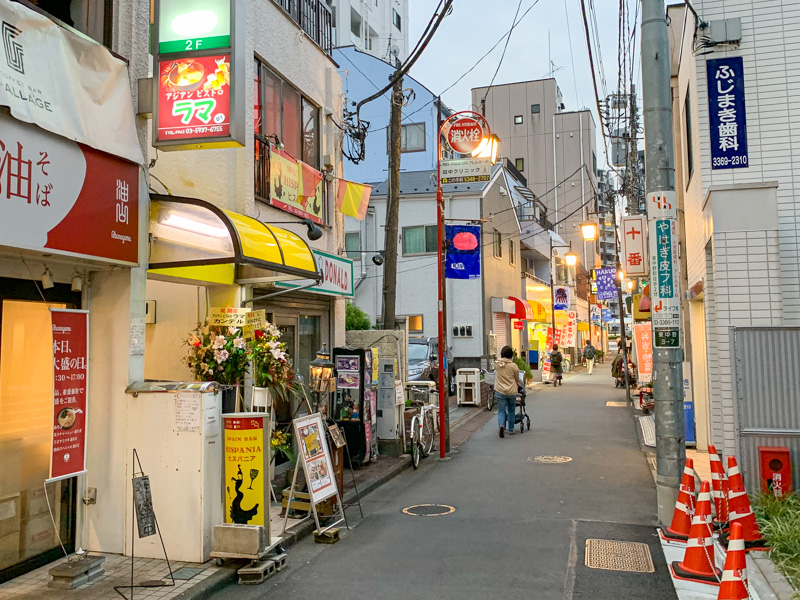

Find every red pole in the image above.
[437,124,446,459]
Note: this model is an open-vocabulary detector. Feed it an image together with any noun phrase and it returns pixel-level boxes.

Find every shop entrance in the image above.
[0,278,81,583]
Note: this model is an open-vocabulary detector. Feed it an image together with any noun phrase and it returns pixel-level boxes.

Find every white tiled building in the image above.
[669,1,800,475]
[330,0,409,64]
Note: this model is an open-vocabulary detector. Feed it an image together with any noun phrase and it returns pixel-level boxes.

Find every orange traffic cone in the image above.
[670,481,721,584]
[709,445,729,526]
[660,458,696,543]
[722,456,768,550]
[718,523,748,600]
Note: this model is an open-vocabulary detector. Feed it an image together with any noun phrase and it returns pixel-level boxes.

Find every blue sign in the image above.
[602,308,613,322]
[445,225,481,279]
[707,56,748,170]
[595,267,618,300]
[655,220,674,299]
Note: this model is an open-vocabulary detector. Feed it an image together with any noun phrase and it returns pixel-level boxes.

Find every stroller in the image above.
[512,377,531,433]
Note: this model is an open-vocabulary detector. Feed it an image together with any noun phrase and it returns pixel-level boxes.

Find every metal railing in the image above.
[271,0,333,55]
[523,272,550,287]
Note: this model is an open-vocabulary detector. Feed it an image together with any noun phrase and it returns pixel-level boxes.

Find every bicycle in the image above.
[409,399,437,469]
[482,368,496,410]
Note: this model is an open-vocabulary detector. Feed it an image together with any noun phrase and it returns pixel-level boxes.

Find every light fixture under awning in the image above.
[148,194,320,285]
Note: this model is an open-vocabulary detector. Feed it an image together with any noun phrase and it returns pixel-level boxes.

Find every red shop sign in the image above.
[49,309,89,482]
[447,118,486,154]
[0,115,139,264]
[157,54,231,143]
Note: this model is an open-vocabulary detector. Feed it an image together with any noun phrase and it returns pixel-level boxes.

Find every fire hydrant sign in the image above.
[49,309,89,482]
[157,55,231,142]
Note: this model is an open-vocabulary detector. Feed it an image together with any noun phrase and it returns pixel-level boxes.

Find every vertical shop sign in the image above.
[707,56,748,170]
[445,225,481,279]
[49,309,89,482]
[562,311,577,347]
[223,415,268,527]
[620,215,648,276]
[595,267,619,301]
[633,323,653,382]
[553,286,570,311]
[649,219,681,347]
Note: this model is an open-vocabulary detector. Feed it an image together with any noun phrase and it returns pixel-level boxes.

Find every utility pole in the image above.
[641,0,685,525]
[381,74,403,329]
[612,197,631,404]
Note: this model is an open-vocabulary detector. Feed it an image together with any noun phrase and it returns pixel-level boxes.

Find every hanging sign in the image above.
[595,267,619,301]
[223,414,269,527]
[445,225,481,279]
[49,309,89,482]
[446,118,486,154]
[562,311,577,348]
[440,158,491,184]
[294,413,338,504]
[602,308,613,322]
[707,56,748,170]
[633,323,653,382]
[553,286,570,311]
[649,219,681,347]
[591,305,601,322]
[269,146,324,224]
[620,215,648,276]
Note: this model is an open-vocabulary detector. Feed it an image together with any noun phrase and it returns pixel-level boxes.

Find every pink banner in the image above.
[633,323,654,383]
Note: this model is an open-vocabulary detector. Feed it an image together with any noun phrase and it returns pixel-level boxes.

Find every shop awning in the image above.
[509,296,532,320]
[148,195,321,285]
[578,322,590,332]
[527,300,550,322]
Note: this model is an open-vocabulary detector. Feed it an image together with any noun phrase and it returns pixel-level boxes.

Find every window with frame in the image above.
[403,225,437,255]
[345,232,361,260]
[531,104,540,114]
[493,230,502,259]
[406,315,423,332]
[508,239,516,265]
[253,59,319,168]
[514,115,523,125]
[395,123,425,153]
[392,8,401,30]
[514,158,524,172]
[685,88,694,182]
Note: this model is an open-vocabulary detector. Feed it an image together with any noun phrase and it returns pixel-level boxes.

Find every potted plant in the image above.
[185,321,248,411]
[248,323,300,411]
[270,428,295,463]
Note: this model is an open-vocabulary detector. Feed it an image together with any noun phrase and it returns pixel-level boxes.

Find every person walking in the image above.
[583,340,596,375]
[494,345,520,438]
[550,344,564,387]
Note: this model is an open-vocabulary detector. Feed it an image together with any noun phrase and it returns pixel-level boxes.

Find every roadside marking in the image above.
[606,401,628,407]
[402,504,456,517]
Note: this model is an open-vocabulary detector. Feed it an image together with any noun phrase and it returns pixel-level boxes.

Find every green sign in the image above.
[158,0,231,54]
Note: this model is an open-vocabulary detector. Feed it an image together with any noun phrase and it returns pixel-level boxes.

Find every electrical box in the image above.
[145,300,157,324]
[376,359,400,441]
[708,18,742,44]
[758,446,792,497]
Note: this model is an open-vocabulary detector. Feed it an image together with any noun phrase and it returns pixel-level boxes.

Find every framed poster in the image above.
[294,413,337,503]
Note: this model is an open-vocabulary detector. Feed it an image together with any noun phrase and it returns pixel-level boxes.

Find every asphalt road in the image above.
[213,363,676,600]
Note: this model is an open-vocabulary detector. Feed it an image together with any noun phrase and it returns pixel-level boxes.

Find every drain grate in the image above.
[528,455,572,463]
[402,504,456,517]
[584,539,654,573]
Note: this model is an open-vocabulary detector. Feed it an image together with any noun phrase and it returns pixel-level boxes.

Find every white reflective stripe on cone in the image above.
[686,537,715,548]
[720,569,746,582]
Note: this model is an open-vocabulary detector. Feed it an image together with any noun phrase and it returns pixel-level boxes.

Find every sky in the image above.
[406,0,640,168]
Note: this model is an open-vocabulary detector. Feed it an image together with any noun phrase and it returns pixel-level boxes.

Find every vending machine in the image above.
[332,347,377,466]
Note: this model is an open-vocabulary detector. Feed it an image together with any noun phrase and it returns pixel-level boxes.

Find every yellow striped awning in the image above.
[148,195,320,285]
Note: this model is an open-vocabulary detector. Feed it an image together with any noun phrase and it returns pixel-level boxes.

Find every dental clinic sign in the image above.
[707,56,748,170]
[0,115,139,264]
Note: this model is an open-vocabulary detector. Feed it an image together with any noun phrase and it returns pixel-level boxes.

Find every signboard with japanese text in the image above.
[0,0,142,164]
[49,309,89,482]
[275,250,351,296]
[445,117,486,154]
[621,215,648,276]
[294,413,338,504]
[707,57,748,170]
[223,414,269,527]
[562,311,577,347]
[0,115,139,264]
[595,267,619,301]
[649,219,681,347]
[209,306,250,327]
[445,225,481,279]
[441,158,491,184]
[633,323,653,383]
[156,55,231,142]
[591,305,601,322]
[133,476,157,538]
[553,286,570,311]
[269,146,324,224]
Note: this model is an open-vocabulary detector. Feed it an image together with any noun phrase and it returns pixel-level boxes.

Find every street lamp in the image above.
[472,134,500,164]
[580,221,598,242]
[564,251,578,267]
[309,344,334,415]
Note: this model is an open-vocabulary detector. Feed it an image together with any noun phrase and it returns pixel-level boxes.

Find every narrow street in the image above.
[213,364,676,600]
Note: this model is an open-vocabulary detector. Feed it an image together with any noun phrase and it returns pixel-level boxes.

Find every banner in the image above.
[595,267,619,300]
[445,225,481,279]
[621,215,648,276]
[0,114,139,264]
[707,57,748,170]
[562,311,577,348]
[269,146,323,224]
[224,414,268,526]
[0,0,142,164]
[49,309,89,482]
[633,323,653,383]
[553,286,570,311]
[336,180,372,220]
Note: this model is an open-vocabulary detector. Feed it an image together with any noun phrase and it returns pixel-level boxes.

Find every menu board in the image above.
[294,413,337,503]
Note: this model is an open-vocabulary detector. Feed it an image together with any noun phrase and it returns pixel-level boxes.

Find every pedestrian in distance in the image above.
[494,345,520,438]
[550,344,564,387]
[583,340,596,375]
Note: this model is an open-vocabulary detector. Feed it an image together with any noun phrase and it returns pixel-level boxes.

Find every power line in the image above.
[480,0,526,108]
[563,0,581,108]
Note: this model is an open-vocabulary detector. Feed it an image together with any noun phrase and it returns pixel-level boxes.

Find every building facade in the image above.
[330,0,409,64]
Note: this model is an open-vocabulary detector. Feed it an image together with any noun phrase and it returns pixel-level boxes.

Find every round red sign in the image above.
[446,118,486,154]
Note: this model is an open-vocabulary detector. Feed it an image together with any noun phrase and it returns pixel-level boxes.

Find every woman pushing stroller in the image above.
[494,346,519,438]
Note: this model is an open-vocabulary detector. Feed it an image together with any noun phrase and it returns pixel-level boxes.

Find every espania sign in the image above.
[153,0,245,150]
[276,250,353,297]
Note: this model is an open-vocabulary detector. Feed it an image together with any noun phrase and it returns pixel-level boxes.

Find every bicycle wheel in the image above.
[421,411,435,456]
[410,416,421,469]
[487,391,495,410]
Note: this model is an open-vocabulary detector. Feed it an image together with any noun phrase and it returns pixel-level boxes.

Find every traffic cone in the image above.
[660,458,696,543]
[709,445,729,527]
[670,481,722,585]
[718,523,748,600]
[721,456,769,550]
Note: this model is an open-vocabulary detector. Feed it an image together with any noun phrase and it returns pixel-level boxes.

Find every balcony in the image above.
[271,0,333,55]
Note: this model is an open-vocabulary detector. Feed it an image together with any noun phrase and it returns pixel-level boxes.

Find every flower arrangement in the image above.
[248,323,301,403]
[270,429,295,462]
[184,320,248,385]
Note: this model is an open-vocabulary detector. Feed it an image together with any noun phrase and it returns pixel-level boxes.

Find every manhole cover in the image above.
[528,455,573,463]
[606,401,628,407]
[584,539,654,573]
[402,504,456,517]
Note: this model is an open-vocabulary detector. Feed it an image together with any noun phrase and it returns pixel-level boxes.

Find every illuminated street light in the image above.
[565,251,578,267]
[471,134,500,164]
[580,221,598,241]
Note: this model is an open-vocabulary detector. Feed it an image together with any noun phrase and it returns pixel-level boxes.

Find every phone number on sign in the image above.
[163,125,226,136]
[712,155,748,167]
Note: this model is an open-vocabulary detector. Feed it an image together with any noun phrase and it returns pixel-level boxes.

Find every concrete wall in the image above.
[332,0,409,62]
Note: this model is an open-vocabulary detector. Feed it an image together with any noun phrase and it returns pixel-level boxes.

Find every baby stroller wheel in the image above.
[526,417,531,430]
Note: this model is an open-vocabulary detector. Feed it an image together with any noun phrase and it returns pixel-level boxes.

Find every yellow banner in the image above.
[336,179,372,220]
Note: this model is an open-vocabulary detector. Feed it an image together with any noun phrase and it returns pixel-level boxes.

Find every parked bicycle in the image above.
[409,398,437,469]
[481,368,496,410]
